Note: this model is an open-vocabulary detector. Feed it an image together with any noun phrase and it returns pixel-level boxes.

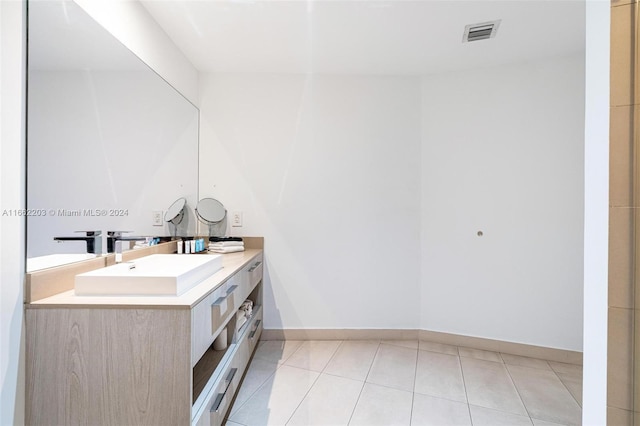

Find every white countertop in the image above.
[27,249,263,309]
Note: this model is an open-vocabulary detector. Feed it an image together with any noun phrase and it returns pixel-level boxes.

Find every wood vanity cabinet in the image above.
[25,249,264,426]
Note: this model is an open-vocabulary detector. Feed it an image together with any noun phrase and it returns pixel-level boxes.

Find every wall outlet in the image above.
[152,210,163,226]
[231,211,243,227]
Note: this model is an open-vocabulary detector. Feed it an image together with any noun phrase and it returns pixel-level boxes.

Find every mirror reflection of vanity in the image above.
[26,0,199,271]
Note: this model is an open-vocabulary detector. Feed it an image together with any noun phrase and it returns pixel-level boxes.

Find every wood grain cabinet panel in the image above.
[26,308,192,426]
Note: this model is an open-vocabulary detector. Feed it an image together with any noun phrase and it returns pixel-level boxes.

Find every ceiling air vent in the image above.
[463,20,501,43]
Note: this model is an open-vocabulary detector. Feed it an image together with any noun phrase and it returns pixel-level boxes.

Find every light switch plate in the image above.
[231,211,243,227]
[152,210,163,226]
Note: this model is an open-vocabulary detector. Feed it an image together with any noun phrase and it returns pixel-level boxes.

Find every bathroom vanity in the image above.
[25,240,264,426]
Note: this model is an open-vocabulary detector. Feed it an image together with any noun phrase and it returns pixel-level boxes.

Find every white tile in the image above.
[230,357,279,415]
[381,340,419,349]
[284,340,342,372]
[414,350,466,402]
[548,361,582,376]
[469,405,533,426]
[253,340,304,365]
[286,374,363,426]
[500,353,552,371]
[228,365,319,426]
[419,340,459,356]
[458,347,502,363]
[507,364,581,426]
[230,339,583,426]
[324,340,379,381]
[557,372,582,406]
[349,383,412,426]
[460,357,527,416]
[531,419,567,426]
[366,343,417,392]
[411,393,471,426]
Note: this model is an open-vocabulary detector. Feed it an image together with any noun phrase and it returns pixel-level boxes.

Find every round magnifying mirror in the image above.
[195,198,226,224]
[165,197,186,225]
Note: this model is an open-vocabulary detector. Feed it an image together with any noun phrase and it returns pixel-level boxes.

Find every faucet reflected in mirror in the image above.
[107,231,147,263]
[53,231,102,255]
[52,230,151,263]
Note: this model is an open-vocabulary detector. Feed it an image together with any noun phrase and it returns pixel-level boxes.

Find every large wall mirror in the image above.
[26,0,199,271]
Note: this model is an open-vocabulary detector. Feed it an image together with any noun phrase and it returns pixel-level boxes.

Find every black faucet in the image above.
[106,231,148,254]
[107,231,150,263]
[54,231,102,255]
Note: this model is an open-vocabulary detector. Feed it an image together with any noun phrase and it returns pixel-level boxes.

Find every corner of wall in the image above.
[0,1,27,424]
[582,1,610,424]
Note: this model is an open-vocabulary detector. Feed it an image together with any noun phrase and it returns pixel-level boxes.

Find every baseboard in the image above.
[417,330,582,365]
[261,329,419,341]
[261,328,582,365]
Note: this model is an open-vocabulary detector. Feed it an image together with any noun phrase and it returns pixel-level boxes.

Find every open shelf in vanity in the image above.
[193,335,233,404]
[25,239,264,426]
[191,259,264,425]
[193,282,264,404]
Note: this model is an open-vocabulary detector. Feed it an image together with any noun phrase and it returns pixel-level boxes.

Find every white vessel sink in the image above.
[75,254,223,296]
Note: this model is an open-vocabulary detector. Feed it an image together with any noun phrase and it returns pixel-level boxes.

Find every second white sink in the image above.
[27,253,97,272]
[75,254,223,296]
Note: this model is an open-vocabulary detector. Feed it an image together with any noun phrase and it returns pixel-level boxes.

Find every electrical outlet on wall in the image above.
[152,210,163,226]
[231,211,243,227]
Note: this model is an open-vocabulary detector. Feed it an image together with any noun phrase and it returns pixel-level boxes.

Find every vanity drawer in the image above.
[235,255,263,305]
[196,342,249,426]
[246,306,263,355]
[192,278,237,366]
[210,280,238,337]
[246,255,263,292]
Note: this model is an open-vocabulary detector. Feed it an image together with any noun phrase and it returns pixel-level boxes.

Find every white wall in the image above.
[199,56,586,351]
[27,70,199,257]
[421,55,585,351]
[199,73,423,329]
[74,0,199,106]
[582,1,610,423]
[0,1,26,424]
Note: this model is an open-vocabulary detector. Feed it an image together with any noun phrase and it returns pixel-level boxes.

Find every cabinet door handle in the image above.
[210,368,238,413]
[225,367,238,384]
[212,285,236,308]
[249,320,261,340]
[248,261,262,272]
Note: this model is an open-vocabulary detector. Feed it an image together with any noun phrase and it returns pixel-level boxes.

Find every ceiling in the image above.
[141,0,585,76]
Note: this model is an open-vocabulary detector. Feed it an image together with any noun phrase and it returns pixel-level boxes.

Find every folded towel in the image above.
[209,241,244,248]
[208,246,245,254]
[236,316,247,330]
[209,237,243,242]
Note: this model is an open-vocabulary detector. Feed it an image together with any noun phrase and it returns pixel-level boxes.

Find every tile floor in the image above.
[227,340,582,426]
